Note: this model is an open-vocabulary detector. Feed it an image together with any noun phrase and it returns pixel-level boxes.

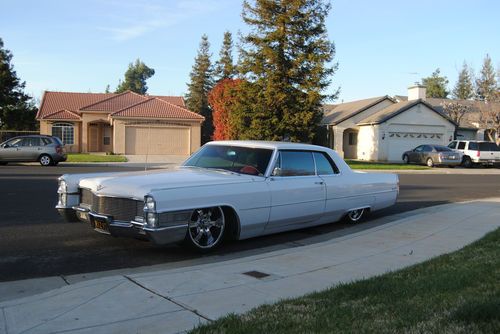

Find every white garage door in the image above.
[125,126,190,155]
[387,133,443,162]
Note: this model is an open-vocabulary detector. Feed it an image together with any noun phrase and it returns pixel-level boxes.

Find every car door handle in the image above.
[314,181,324,185]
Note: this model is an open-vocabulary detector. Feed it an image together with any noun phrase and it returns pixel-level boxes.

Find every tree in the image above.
[208,78,243,140]
[441,101,472,139]
[0,38,38,130]
[115,59,155,94]
[452,62,474,100]
[214,31,236,81]
[185,34,214,143]
[475,54,497,101]
[235,0,338,142]
[422,68,449,98]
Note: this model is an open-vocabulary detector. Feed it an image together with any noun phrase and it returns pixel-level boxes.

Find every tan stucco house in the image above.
[37,91,204,155]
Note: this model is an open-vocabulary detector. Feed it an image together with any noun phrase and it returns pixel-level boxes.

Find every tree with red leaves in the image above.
[208,78,243,140]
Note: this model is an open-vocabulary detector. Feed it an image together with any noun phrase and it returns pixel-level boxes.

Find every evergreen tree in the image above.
[185,34,214,143]
[235,0,338,142]
[452,62,474,100]
[214,31,236,80]
[475,54,497,101]
[422,68,449,98]
[0,38,37,130]
[115,59,155,94]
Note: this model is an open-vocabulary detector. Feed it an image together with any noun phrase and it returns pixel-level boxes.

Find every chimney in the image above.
[408,84,426,101]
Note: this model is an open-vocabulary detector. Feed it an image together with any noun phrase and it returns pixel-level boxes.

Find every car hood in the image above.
[78,167,257,199]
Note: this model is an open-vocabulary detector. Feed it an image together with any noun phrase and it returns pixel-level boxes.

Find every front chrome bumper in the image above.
[58,206,188,245]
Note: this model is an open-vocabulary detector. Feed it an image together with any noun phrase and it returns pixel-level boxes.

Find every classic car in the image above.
[56,141,399,251]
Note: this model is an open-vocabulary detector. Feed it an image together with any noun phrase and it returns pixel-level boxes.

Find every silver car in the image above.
[402,144,462,167]
[0,135,67,166]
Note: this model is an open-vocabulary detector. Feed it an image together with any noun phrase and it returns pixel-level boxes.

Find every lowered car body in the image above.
[56,141,399,251]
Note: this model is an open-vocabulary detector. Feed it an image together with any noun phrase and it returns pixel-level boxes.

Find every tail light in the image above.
[476,150,480,157]
[56,145,63,154]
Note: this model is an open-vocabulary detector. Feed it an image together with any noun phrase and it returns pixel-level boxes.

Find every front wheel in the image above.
[185,207,225,252]
[39,154,53,166]
[402,155,409,164]
[426,158,434,167]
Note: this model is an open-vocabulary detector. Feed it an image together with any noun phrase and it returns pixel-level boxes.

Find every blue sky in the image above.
[1,0,499,103]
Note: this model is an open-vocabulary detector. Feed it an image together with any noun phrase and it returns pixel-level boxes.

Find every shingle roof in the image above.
[322,96,393,125]
[41,109,81,120]
[36,91,188,120]
[357,99,456,126]
[111,97,204,120]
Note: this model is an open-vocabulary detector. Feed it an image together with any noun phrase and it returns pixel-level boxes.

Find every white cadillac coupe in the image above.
[56,141,399,251]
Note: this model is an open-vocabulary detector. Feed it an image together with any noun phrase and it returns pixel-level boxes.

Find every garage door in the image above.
[125,126,190,155]
[387,133,443,162]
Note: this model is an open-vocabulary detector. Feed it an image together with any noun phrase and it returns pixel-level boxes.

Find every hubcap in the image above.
[427,159,433,167]
[188,207,225,249]
[348,209,364,222]
[40,156,51,165]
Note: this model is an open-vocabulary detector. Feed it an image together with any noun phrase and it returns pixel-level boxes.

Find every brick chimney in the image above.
[408,84,426,101]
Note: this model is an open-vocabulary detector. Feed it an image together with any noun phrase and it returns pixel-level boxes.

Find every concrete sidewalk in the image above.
[1,199,499,334]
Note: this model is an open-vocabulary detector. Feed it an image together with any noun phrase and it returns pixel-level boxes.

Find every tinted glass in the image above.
[275,151,315,176]
[414,146,424,152]
[5,138,23,147]
[41,138,52,145]
[422,145,433,152]
[23,137,41,146]
[434,146,452,152]
[479,142,500,151]
[447,141,457,149]
[468,142,478,150]
[313,152,338,175]
[457,142,466,149]
[183,145,273,176]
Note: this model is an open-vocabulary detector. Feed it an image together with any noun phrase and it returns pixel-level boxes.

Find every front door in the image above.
[88,124,99,152]
[265,150,326,232]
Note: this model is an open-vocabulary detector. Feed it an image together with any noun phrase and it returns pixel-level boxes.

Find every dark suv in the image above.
[0,135,67,166]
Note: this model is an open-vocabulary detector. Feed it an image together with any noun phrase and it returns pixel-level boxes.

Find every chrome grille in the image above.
[80,188,143,221]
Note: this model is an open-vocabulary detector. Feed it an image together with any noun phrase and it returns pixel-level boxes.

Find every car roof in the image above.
[205,140,330,151]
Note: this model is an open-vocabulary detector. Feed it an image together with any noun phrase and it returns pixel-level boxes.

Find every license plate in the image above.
[77,211,88,221]
[93,217,110,233]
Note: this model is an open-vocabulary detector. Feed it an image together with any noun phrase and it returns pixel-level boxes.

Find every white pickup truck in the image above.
[448,140,500,167]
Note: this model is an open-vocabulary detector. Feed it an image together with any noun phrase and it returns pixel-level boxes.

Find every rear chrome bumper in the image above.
[58,206,188,245]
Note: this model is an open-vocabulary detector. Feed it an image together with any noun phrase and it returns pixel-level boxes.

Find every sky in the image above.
[1,0,499,104]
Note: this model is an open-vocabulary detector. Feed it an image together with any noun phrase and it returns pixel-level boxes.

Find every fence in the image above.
[0,130,40,143]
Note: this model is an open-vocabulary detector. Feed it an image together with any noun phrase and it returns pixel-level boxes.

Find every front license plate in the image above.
[93,217,110,234]
[77,211,88,221]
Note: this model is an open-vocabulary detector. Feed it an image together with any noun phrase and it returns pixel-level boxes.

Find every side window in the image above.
[468,142,478,150]
[313,152,339,175]
[414,146,424,152]
[5,138,23,147]
[24,137,41,146]
[457,142,466,150]
[41,138,52,145]
[273,151,315,176]
[448,141,457,149]
[423,145,432,152]
[19,138,31,147]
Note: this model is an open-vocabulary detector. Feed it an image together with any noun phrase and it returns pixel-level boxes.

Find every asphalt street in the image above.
[0,164,499,282]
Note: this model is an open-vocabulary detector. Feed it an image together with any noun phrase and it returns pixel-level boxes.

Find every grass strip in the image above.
[190,228,500,334]
[346,159,430,170]
[66,153,127,163]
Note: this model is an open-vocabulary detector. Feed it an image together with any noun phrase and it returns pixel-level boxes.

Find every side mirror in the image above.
[272,167,282,176]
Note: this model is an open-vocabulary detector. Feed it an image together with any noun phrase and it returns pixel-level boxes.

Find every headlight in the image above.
[58,193,67,206]
[146,212,158,227]
[58,180,67,193]
[144,196,156,211]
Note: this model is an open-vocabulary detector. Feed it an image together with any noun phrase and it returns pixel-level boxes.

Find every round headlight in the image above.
[144,196,156,211]
[147,212,158,227]
[58,180,67,193]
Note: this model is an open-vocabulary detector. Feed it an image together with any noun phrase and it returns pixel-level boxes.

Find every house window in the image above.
[52,122,74,145]
[103,125,111,146]
[348,132,357,145]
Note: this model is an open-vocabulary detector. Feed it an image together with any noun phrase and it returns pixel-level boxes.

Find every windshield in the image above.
[183,145,274,176]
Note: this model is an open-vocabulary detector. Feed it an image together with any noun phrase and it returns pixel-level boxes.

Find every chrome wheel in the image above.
[346,208,365,223]
[39,155,53,166]
[426,158,434,167]
[187,207,225,250]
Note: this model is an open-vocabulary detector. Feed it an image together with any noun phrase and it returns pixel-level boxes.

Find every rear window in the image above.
[479,142,500,151]
[435,146,452,152]
[51,137,63,145]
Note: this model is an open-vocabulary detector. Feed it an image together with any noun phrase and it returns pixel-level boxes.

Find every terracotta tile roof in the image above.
[36,91,188,120]
[322,96,394,125]
[80,91,147,111]
[41,109,81,120]
[111,97,204,120]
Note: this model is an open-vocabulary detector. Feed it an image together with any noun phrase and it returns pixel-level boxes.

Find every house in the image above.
[322,85,456,162]
[36,91,204,155]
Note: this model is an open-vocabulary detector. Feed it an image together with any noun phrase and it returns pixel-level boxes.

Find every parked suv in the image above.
[448,140,500,167]
[0,135,67,166]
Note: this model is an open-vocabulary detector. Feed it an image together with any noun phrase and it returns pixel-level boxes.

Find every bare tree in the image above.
[477,93,500,144]
[441,101,472,125]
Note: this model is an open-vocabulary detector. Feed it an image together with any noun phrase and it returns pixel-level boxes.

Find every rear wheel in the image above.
[185,206,225,252]
[426,158,434,167]
[345,208,365,223]
[462,156,473,168]
[39,154,53,166]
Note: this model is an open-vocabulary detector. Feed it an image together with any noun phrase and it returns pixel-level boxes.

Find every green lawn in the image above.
[190,228,500,334]
[66,153,127,163]
[346,159,430,170]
